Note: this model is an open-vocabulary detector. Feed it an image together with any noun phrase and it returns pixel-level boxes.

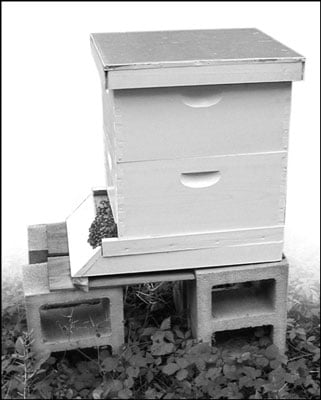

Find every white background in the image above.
[2,2,320,281]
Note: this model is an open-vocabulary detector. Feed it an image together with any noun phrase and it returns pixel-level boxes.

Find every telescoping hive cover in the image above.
[90,28,305,89]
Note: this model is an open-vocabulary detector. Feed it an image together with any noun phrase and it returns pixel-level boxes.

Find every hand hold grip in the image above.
[180,87,223,108]
[180,171,221,188]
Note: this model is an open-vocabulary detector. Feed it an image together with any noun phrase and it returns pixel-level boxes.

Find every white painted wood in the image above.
[91,29,304,75]
[102,126,118,222]
[102,90,116,145]
[116,152,287,237]
[102,226,283,257]
[89,270,195,288]
[110,82,291,162]
[90,38,107,89]
[75,241,283,277]
[66,193,101,277]
[107,62,303,90]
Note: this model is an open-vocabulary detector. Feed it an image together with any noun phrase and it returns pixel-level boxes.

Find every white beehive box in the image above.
[91,29,304,242]
[61,28,306,278]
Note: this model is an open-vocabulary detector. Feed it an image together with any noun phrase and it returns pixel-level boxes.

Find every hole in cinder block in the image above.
[40,298,111,343]
[53,345,113,362]
[213,325,273,350]
[212,279,275,319]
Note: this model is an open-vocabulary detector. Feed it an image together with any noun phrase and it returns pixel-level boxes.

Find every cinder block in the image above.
[23,263,124,359]
[187,258,289,353]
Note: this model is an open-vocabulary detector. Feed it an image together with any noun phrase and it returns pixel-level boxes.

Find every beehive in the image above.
[91,29,304,242]
[61,28,306,278]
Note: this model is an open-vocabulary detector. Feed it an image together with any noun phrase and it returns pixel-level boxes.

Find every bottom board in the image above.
[64,189,283,278]
[76,241,283,277]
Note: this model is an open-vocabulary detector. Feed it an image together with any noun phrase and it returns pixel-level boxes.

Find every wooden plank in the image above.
[66,193,102,277]
[75,241,283,278]
[89,270,195,288]
[107,62,303,89]
[48,256,75,291]
[102,226,283,257]
[27,224,48,264]
[90,37,107,89]
[91,29,304,72]
[47,256,195,291]
[116,152,287,238]
[102,126,118,222]
[47,222,69,255]
[112,82,292,163]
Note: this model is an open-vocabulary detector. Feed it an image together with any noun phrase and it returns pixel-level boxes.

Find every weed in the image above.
[2,274,320,399]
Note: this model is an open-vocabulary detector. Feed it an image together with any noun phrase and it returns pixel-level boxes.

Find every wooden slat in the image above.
[89,270,195,288]
[27,224,48,264]
[47,222,69,255]
[66,193,104,277]
[102,226,283,257]
[48,256,75,291]
[107,62,303,89]
[116,152,287,238]
[76,241,283,278]
[111,83,292,164]
[47,254,195,291]
[46,222,72,291]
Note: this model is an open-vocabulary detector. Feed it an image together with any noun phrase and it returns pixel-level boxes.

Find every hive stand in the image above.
[23,263,124,360]
[187,258,289,353]
[26,221,289,356]
[25,222,195,358]
[25,224,125,359]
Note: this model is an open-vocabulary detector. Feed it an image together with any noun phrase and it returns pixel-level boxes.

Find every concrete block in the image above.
[23,264,124,359]
[187,258,289,353]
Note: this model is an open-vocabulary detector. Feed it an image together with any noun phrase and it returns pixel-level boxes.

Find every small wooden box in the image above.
[91,29,304,246]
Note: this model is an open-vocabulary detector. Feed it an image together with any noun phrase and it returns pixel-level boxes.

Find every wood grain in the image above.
[48,256,74,291]
[116,152,287,238]
[107,62,303,89]
[111,82,292,162]
[75,241,283,277]
[47,222,69,255]
[89,270,195,288]
[102,226,283,257]
[27,224,48,264]
[66,193,102,277]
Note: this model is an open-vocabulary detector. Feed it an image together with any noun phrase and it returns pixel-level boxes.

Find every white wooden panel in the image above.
[117,152,287,237]
[107,62,303,90]
[111,82,291,162]
[102,126,118,222]
[66,193,101,277]
[76,241,283,277]
[102,89,116,144]
[102,226,283,257]
[89,270,195,288]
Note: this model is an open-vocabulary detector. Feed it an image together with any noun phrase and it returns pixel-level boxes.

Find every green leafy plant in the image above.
[2,273,320,399]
